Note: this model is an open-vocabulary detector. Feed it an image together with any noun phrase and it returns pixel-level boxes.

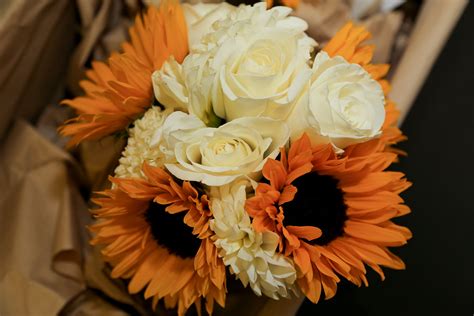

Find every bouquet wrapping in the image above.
[60,1,411,315]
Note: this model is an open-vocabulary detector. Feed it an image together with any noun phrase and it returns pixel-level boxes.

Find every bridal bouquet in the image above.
[60,1,411,315]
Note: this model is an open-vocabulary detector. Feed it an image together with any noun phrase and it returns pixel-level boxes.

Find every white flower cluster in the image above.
[115,2,386,299]
[154,3,316,126]
[114,107,170,179]
[210,180,297,299]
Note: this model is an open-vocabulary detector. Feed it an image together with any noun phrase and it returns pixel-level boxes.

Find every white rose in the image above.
[287,51,385,152]
[152,53,223,127]
[152,57,188,113]
[209,180,297,299]
[149,111,206,161]
[206,3,317,122]
[182,3,236,49]
[161,114,290,186]
[153,3,317,125]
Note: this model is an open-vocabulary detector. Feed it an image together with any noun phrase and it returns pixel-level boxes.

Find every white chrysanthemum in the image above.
[209,180,298,299]
[114,106,171,178]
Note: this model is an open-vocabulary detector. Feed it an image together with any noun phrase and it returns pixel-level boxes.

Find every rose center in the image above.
[215,141,235,155]
[144,202,201,258]
[342,99,372,130]
[202,136,254,167]
[283,172,347,246]
[238,40,280,76]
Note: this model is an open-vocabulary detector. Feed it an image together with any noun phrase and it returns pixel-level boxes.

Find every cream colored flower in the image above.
[210,180,297,299]
[152,57,188,113]
[153,3,316,125]
[205,4,316,122]
[114,106,171,179]
[152,54,223,127]
[160,113,290,186]
[149,111,206,162]
[287,51,385,152]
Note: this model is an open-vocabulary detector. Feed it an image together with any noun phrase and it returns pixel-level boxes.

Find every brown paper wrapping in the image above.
[67,0,142,96]
[0,0,467,315]
[294,0,403,64]
[0,121,146,315]
[0,120,87,315]
[0,0,76,141]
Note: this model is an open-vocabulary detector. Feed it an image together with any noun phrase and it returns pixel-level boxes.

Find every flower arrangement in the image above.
[60,1,411,315]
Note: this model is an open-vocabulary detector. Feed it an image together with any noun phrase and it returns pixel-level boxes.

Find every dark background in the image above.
[298,2,474,315]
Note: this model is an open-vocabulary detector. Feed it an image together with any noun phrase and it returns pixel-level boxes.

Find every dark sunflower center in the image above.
[283,172,347,246]
[144,202,201,259]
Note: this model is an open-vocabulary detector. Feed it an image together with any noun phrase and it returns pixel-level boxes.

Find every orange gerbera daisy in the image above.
[60,0,188,146]
[90,164,226,315]
[246,22,411,303]
[246,133,411,303]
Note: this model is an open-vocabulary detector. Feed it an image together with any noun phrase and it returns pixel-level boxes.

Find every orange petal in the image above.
[279,185,297,205]
[298,269,322,303]
[129,248,163,293]
[262,159,287,190]
[344,220,408,246]
[321,273,338,300]
[286,225,322,241]
[293,247,312,275]
[282,226,301,250]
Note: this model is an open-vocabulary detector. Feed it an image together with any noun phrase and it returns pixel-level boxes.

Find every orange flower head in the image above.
[60,0,188,146]
[246,133,411,303]
[246,22,412,303]
[90,164,225,315]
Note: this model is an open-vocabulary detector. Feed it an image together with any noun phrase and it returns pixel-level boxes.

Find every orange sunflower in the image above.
[245,22,411,303]
[246,133,411,303]
[90,164,226,315]
[60,0,188,146]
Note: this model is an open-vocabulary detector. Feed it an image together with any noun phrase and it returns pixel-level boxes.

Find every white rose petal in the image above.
[209,180,298,299]
[150,111,206,162]
[183,3,236,49]
[162,113,289,186]
[287,51,385,152]
[152,57,188,113]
